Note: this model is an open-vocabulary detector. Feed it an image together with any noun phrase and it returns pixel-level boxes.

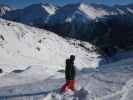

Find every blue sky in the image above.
[0,0,133,8]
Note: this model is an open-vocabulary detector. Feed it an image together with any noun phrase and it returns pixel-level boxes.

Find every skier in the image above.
[61,55,76,92]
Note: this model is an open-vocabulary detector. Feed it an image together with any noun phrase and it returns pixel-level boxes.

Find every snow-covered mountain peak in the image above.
[116,8,125,14]
[0,4,12,16]
[23,3,58,15]
[78,3,110,19]
[127,7,133,14]
[41,3,58,15]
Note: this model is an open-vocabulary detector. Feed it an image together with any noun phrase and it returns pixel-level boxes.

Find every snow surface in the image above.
[0,18,99,68]
[1,55,133,100]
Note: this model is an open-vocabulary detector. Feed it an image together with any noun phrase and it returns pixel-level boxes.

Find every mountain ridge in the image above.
[2,3,133,55]
[0,4,12,16]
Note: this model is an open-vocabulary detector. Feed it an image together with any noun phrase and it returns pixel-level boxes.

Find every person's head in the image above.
[70,55,75,62]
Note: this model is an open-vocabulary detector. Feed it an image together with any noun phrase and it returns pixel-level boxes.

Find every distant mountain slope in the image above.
[48,3,116,25]
[3,3,58,26]
[4,3,133,28]
[47,3,133,54]
[0,4,12,16]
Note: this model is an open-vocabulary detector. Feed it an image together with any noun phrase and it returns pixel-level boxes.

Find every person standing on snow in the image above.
[61,55,76,92]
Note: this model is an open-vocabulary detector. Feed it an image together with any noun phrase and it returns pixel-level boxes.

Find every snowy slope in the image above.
[1,52,133,100]
[0,18,100,87]
[0,18,99,67]
[99,77,133,100]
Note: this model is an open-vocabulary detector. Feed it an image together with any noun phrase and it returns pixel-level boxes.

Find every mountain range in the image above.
[1,2,133,55]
